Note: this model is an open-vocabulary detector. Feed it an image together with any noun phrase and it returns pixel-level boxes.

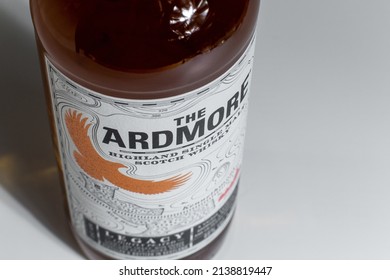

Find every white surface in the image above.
[1,0,390,259]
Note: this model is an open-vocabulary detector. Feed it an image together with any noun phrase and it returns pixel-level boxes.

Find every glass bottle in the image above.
[30,0,261,259]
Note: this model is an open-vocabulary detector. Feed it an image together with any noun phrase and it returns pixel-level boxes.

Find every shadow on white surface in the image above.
[0,7,83,258]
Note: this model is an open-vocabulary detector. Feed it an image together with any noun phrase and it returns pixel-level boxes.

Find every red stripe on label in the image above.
[218,168,240,202]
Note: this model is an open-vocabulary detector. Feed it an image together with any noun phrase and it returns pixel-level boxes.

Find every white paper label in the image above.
[45,37,255,259]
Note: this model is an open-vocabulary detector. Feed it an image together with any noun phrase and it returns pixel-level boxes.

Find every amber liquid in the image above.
[30,0,260,259]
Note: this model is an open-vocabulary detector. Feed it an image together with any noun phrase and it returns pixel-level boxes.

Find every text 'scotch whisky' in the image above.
[30,0,260,259]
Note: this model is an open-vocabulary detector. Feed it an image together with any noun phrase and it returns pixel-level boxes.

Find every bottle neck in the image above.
[74,0,248,72]
[31,0,260,98]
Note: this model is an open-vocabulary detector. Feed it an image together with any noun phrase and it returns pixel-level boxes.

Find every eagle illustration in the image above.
[65,109,190,195]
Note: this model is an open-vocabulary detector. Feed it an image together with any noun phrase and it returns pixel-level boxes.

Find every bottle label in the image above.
[45,37,255,259]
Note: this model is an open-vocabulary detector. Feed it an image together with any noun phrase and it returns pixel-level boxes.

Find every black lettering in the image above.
[226,92,239,118]
[173,116,184,126]
[198,108,206,118]
[102,127,126,148]
[128,132,149,149]
[241,72,250,102]
[207,107,224,130]
[186,112,196,123]
[177,118,205,145]
[152,130,173,149]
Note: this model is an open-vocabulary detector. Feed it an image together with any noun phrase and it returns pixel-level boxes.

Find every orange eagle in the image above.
[65,110,190,195]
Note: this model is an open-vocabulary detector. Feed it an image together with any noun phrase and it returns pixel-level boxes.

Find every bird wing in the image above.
[65,109,190,195]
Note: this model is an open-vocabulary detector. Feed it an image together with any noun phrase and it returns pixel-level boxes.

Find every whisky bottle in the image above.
[30,0,260,259]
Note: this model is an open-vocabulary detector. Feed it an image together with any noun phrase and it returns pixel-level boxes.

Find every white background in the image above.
[1,0,390,259]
